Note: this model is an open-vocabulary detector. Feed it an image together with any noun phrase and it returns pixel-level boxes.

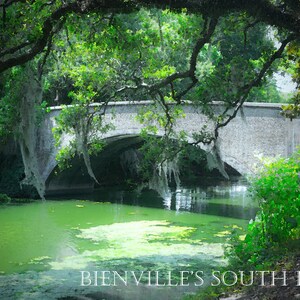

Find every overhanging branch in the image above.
[0,2,79,73]
[0,0,299,73]
[215,34,297,135]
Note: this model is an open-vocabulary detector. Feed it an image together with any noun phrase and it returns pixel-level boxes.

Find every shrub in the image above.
[0,193,11,204]
[229,151,300,266]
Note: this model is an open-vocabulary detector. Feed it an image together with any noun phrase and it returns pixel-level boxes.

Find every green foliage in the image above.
[0,154,38,198]
[190,16,284,105]
[229,151,300,267]
[138,135,181,181]
[45,8,285,112]
[287,41,300,102]
[0,6,292,189]
[281,40,300,119]
[0,1,58,53]
[248,79,284,103]
[0,64,51,143]
[49,9,202,173]
[250,154,300,243]
[134,100,189,182]
[44,9,208,103]
[35,101,51,126]
[281,103,300,120]
[0,67,23,142]
[54,144,76,170]
[53,103,114,171]
[177,145,220,183]
[0,193,11,204]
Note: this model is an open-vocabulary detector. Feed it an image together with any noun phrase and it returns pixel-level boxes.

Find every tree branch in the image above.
[215,34,297,136]
[0,0,299,74]
[151,18,218,95]
[0,2,79,73]
[243,20,260,48]
[0,41,33,58]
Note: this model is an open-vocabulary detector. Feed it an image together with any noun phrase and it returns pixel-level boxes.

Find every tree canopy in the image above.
[0,0,299,73]
[0,0,299,197]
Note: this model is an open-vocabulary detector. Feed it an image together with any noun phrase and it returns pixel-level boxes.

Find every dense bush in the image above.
[0,193,11,203]
[0,153,38,198]
[230,151,300,266]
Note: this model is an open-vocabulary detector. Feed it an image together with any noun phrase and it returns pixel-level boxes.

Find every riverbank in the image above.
[0,193,37,204]
[186,254,300,300]
[225,256,300,300]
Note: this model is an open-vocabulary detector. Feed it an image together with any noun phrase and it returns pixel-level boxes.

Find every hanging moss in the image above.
[148,155,181,198]
[74,120,99,185]
[18,67,46,199]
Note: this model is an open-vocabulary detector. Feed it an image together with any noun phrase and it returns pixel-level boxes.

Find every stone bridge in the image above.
[38,101,300,195]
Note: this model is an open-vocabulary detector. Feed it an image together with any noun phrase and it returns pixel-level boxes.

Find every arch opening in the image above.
[45,134,243,196]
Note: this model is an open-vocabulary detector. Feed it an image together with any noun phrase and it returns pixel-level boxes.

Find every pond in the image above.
[0,180,256,299]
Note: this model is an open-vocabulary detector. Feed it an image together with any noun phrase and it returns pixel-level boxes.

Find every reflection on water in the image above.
[168,184,256,219]
[85,180,257,220]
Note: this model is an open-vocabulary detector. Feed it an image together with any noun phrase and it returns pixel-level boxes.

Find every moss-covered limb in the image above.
[74,117,100,184]
[0,64,47,199]
[53,103,113,185]
[18,67,46,199]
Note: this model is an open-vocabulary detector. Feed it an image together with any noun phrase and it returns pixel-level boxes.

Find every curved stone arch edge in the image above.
[43,130,251,186]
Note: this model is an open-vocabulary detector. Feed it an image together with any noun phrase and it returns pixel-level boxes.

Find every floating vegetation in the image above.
[213,230,232,237]
[28,256,52,265]
[50,220,226,271]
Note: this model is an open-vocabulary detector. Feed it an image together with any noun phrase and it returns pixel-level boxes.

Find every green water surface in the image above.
[0,182,255,299]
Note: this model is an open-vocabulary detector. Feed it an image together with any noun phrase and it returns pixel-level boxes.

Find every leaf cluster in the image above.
[229,151,300,267]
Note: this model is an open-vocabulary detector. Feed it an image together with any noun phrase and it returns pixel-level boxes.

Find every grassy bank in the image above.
[187,150,300,299]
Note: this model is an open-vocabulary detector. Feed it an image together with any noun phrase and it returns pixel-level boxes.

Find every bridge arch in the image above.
[45,133,243,196]
[40,101,300,196]
[221,154,253,176]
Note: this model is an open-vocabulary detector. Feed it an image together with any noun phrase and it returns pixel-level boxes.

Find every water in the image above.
[0,181,256,299]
